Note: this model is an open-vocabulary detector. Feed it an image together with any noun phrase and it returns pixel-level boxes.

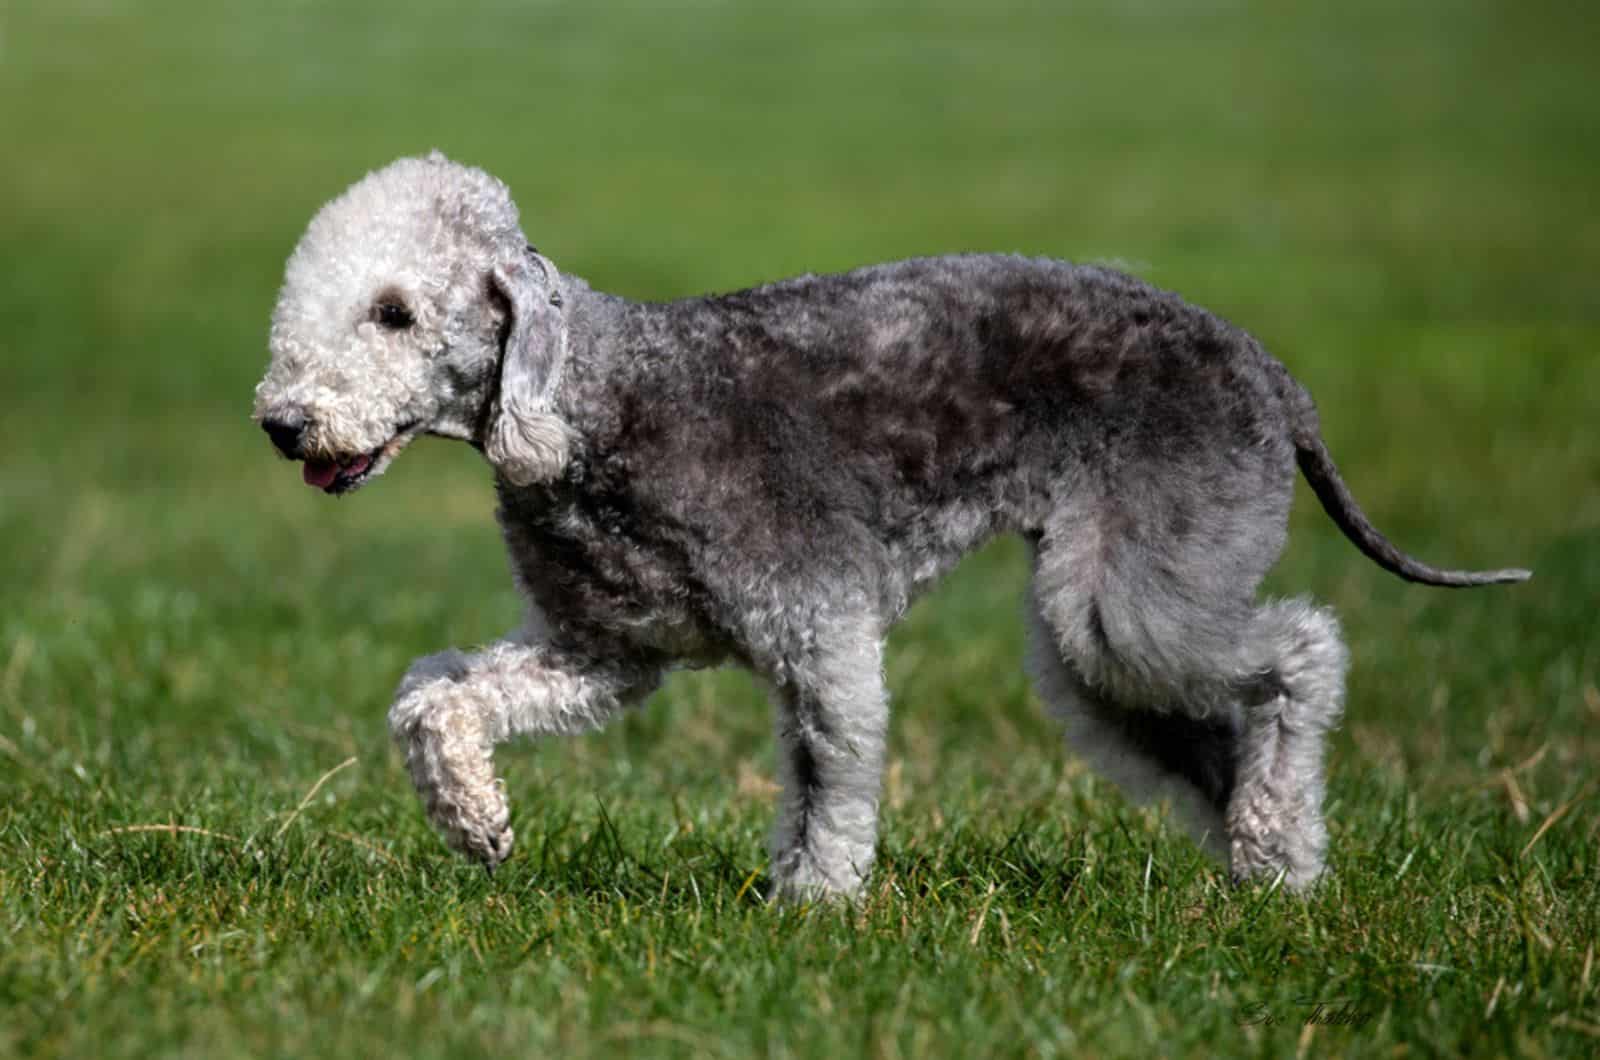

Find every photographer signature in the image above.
[1237,997,1377,1030]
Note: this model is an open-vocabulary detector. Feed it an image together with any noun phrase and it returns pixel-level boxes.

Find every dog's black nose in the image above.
[261,415,306,458]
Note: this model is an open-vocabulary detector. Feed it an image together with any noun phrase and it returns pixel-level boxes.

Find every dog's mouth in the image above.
[300,423,421,496]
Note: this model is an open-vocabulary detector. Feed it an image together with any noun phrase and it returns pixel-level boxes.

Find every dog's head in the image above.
[253,152,570,495]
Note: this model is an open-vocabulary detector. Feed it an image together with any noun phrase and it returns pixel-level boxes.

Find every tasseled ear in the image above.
[485,250,572,486]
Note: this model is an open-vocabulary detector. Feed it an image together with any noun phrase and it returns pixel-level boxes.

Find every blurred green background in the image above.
[2,1,1596,1057]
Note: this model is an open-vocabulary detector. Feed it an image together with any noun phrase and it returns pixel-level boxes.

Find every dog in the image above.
[253,152,1528,898]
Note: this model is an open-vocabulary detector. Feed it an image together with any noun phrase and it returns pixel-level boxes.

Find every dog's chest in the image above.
[495,482,720,661]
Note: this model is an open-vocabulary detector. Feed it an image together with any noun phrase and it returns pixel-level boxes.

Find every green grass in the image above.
[2,1,1597,1056]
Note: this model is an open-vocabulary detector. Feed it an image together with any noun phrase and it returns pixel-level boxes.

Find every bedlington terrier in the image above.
[253,152,1529,899]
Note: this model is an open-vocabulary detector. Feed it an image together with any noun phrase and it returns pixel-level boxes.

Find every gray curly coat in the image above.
[253,153,1527,899]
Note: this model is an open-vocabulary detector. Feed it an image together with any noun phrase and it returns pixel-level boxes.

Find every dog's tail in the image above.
[1284,376,1531,588]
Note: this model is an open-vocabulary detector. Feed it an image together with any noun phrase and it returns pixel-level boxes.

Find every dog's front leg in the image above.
[768,620,890,902]
[387,620,659,871]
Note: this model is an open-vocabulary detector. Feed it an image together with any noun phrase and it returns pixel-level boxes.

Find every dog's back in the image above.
[536,255,1291,617]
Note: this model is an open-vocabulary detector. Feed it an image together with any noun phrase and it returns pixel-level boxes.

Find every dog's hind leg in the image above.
[1027,513,1348,889]
[1024,592,1238,859]
[1023,415,1346,887]
[1224,599,1347,888]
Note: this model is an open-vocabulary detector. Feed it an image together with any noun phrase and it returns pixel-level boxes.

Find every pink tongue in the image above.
[303,460,339,489]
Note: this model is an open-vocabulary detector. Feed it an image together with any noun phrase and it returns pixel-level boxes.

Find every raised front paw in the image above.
[422,757,514,873]
[390,677,515,872]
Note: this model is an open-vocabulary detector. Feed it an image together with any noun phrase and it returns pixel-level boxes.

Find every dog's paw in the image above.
[1227,796,1327,892]
[393,695,515,873]
[432,779,514,874]
[768,847,868,904]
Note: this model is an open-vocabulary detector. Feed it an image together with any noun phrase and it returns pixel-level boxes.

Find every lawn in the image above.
[2,1,1596,1056]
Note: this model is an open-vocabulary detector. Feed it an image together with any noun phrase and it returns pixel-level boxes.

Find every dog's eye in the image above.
[374,302,414,330]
